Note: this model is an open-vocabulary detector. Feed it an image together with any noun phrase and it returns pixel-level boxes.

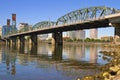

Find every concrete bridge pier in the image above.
[30,34,37,46]
[30,44,37,55]
[19,44,25,54]
[52,45,62,60]
[6,39,11,47]
[111,23,120,43]
[52,32,63,46]
[16,38,20,48]
[11,38,17,47]
[112,23,120,36]
[115,27,120,36]
[19,36,25,48]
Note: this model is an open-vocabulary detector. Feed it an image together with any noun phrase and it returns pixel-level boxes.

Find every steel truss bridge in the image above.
[6,6,120,35]
[3,6,120,45]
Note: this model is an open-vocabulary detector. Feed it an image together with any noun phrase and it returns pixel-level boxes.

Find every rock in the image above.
[82,75,94,80]
[110,65,120,72]
[102,71,109,77]
[117,70,120,75]
[104,77,111,80]
[111,53,114,56]
[112,74,120,80]
[77,78,81,80]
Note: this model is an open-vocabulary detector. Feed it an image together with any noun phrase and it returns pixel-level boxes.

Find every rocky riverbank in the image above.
[78,43,120,80]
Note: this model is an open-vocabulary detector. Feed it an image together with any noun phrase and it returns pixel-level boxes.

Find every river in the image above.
[0,42,108,80]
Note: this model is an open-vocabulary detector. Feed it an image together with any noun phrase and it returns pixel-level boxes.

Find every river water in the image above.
[0,42,108,80]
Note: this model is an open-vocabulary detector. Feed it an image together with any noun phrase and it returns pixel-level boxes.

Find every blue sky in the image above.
[0,0,120,38]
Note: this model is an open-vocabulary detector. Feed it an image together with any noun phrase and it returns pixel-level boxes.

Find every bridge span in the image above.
[3,6,120,46]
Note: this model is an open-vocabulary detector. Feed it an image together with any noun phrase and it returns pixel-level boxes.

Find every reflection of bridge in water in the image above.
[0,43,106,79]
[63,44,98,63]
[15,43,103,64]
[3,6,120,47]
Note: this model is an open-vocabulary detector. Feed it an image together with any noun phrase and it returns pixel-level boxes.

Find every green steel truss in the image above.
[56,6,120,25]
[32,21,56,30]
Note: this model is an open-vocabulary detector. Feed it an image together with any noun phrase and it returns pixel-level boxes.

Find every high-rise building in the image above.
[67,31,76,39]
[18,23,33,32]
[2,14,17,36]
[90,28,98,39]
[12,14,17,33]
[18,23,29,30]
[76,30,85,39]
[7,19,12,34]
[2,19,12,36]
[2,25,7,36]
[67,30,85,39]
[2,25,12,36]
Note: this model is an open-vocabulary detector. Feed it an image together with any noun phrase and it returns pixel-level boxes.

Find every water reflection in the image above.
[52,45,62,61]
[63,44,85,61]
[19,44,24,54]
[1,45,17,77]
[90,45,97,63]
[30,45,37,55]
[0,43,107,80]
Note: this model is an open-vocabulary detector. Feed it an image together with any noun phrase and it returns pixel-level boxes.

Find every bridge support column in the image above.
[52,32,63,46]
[30,34,37,46]
[19,36,25,48]
[16,38,20,48]
[112,23,120,43]
[112,23,120,36]
[52,45,62,60]
[6,39,11,47]
[115,27,120,36]
[30,44,37,55]
[11,38,17,47]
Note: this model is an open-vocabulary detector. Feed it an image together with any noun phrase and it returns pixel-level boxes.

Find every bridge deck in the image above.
[5,18,109,38]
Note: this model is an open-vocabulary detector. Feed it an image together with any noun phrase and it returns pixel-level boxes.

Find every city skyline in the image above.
[0,0,119,38]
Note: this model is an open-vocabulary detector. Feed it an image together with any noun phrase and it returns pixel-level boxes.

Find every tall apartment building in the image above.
[2,19,12,36]
[76,30,85,40]
[90,28,98,39]
[2,25,12,36]
[18,23,29,30]
[67,31,76,39]
[67,30,85,39]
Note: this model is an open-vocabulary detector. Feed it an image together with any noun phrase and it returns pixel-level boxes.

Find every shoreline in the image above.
[63,41,110,45]
[39,40,111,45]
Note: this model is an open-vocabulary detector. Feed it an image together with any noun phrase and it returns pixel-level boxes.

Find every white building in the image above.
[67,31,76,39]
[18,23,29,30]
[76,30,85,39]
[90,28,98,39]
[67,30,85,39]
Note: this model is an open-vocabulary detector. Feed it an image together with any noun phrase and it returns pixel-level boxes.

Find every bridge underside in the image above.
[57,19,110,32]
[35,19,109,34]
